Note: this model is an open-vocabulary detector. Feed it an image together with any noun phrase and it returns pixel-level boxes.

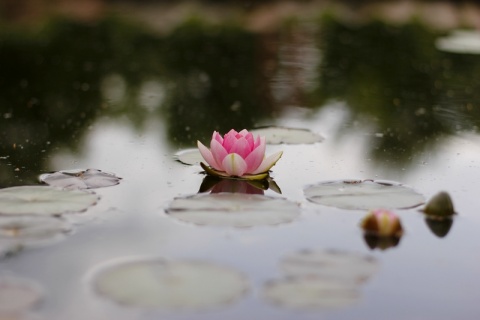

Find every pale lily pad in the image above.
[174,148,203,166]
[165,193,300,227]
[263,277,360,309]
[0,186,99,216]
[39,169,122,190]
[304,180,424,210]
[436,30,480,55]
[0,216,70,242]
[92,258,249,310]
[250,126,323,144]
[0,276,43,313]
[280,249,378,284]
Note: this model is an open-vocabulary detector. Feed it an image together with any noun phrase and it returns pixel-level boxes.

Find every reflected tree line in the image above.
[1,15,480,185]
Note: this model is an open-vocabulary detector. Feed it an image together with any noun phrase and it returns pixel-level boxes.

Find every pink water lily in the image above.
[197,129,282,180]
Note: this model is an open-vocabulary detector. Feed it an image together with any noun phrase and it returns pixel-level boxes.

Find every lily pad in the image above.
[92,258,249,310]
[304,180,424,210]
[263,277,359,309]
[174,148,203,166]
[436,30,480,55]
[280,249,378,284]
[165,193,300,227]
[39,169,122,190]
[0,186,99,216]
[250,126,323,145]
[0,216,70,242]
[0,276,43,313]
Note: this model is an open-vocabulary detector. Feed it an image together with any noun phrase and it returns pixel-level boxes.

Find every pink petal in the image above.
[244,141,266,173]
[230,137,251,159]
[197,141,221,170]
[251,151,283,174]
[222,153,247,177]
[210,139,228,169]
[213,131,223,144]
[223,131,238,152]
[238,129,249,136]
[244,132,254,149]
[254,135,263,148]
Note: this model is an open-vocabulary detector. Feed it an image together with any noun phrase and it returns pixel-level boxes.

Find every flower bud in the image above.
[361,209,403,237]
[422,191,455,218]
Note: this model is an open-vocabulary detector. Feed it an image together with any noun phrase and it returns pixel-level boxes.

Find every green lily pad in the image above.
[174,148,203,166]
[280,249,378,284]
[92,258,249,310]
[263,277,360,309]
[39,169,122,190]
[165,193,300,227]
[0,186,99,216]
[304,179,424,210]
[0,276,43,313]
[250,126,323,144]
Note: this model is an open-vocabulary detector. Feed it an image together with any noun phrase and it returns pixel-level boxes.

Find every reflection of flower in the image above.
[198,176,282,195]
[360,209,403,251]
[197,129,282,180]
[425,217,453,238]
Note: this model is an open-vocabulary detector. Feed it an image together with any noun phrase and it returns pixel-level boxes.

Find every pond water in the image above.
[1,3,480,319]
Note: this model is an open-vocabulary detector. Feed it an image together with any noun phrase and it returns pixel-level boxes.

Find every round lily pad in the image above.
[0,216,70,242]
[280,249,378,284]
[0,276,43,313]
[174,148,203,166]
[250,126,323,144]
[263,277,359,309]
[39,169,122,190]
[304,180,424,210]
[92,258,249,310]
[0,186,99,216]
[166,193,300,227]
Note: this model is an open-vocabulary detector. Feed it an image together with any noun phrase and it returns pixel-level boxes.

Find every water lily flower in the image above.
[197,129,282,180]
[360,209,403,237]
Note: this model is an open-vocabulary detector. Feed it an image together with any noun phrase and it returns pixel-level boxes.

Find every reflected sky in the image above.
[1,10,480,320]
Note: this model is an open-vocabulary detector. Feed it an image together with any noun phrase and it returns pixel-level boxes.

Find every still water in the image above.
[1,5,480,320]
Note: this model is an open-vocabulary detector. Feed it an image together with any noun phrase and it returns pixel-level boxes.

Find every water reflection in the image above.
[363,234,402,251]
[314,18,480,166]
[2,15,480,188]
[198,176,281,194]
[424,217,454,238]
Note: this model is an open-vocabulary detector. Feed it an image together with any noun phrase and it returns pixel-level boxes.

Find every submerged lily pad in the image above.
[92,258,249,310]
[304,180,424,210]
[280,249,378,284]
[166,193,300,227]
[250,126,323,145]
[0,186,99,216]
[0,276,43,313]
[0,216,70,242]
[39,169,122,190]
[263,277,359,309]
[174,148,203,166]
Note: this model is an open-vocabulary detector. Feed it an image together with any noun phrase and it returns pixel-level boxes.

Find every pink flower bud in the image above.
[361,209,403,237]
